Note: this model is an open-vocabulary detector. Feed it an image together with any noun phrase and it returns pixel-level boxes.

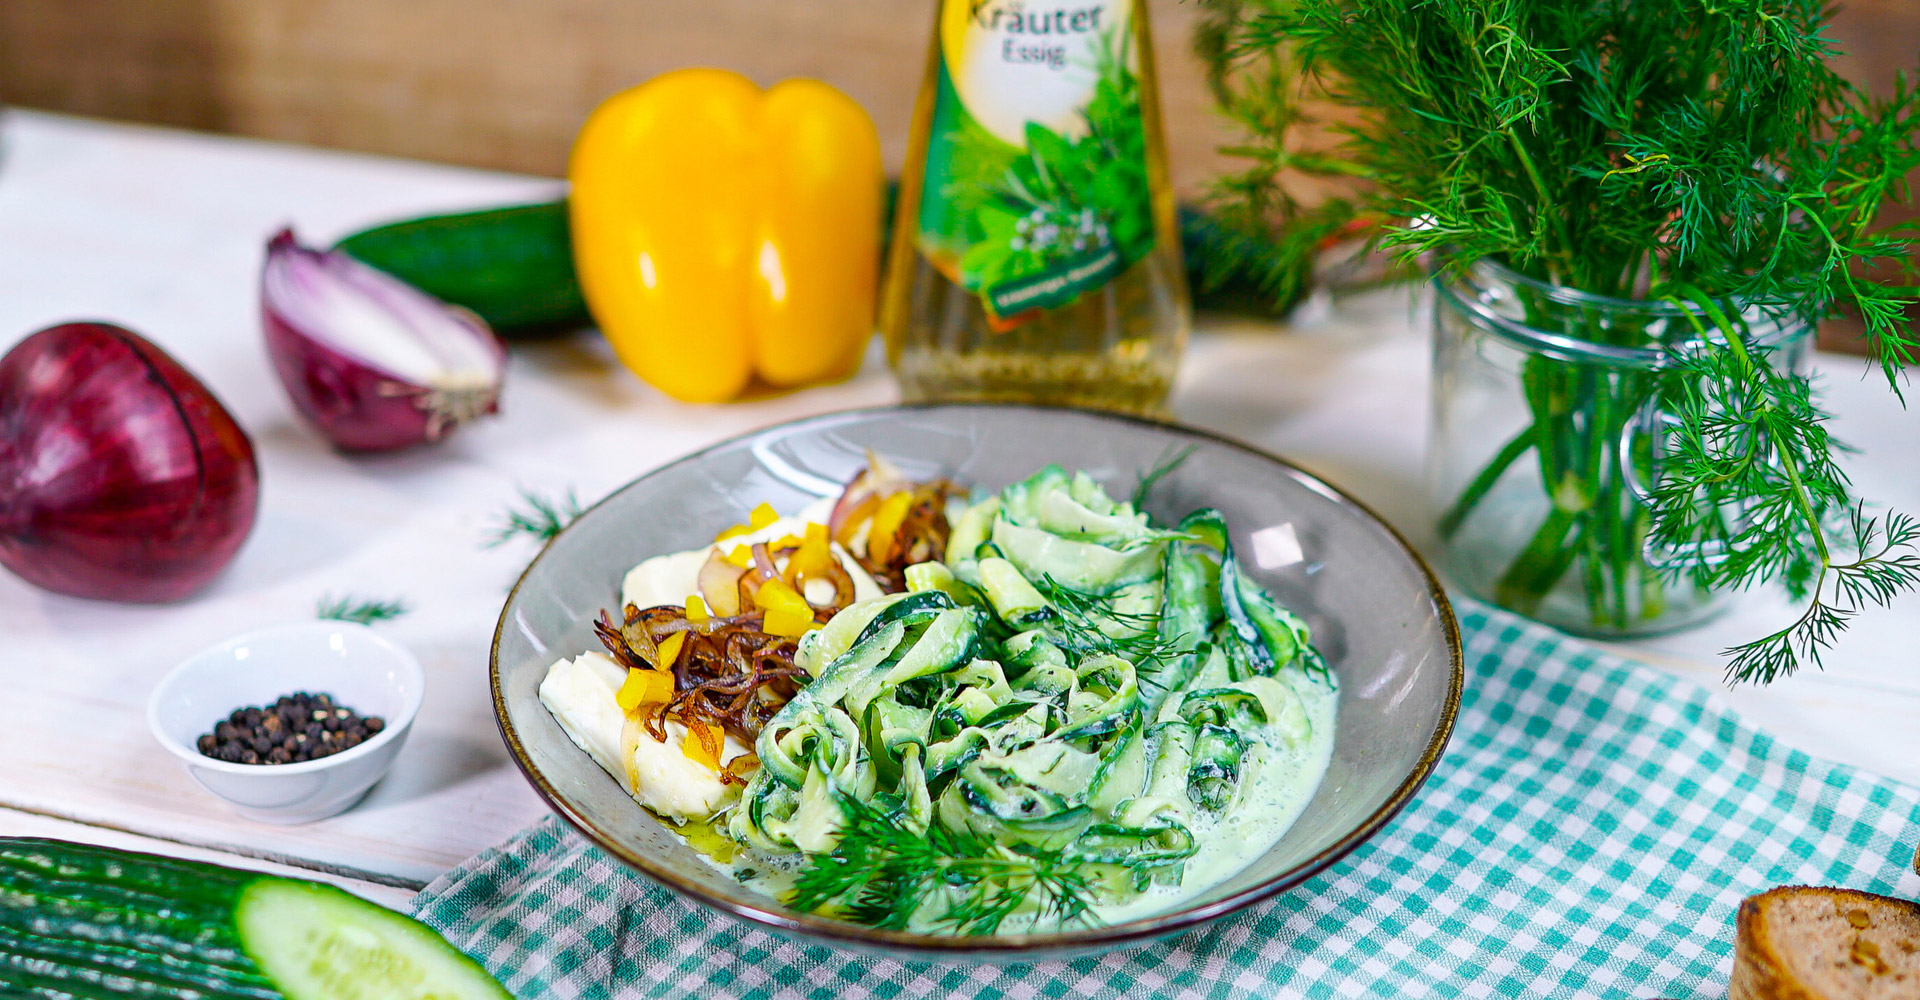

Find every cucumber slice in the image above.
[904,560,989,608]
[236,880,511,1000]
[978,557,1048,623]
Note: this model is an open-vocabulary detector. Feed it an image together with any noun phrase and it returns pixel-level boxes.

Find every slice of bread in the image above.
[1731,886,1920,1000]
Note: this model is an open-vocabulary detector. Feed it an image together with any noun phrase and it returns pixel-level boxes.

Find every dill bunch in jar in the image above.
[1202,0,1920,681]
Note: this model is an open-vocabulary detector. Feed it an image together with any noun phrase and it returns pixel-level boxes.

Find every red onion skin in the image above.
[0,322,260,602]
[262,230,503,453]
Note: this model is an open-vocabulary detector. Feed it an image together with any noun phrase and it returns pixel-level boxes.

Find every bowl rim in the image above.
[148,619,425,776]
[491,402,1463,956]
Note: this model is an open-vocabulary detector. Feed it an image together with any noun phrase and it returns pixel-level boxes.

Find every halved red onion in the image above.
[0,322,259,602]
[261,229,505,452]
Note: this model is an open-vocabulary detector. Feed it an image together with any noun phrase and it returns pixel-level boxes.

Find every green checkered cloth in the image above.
[412,604,1920,999]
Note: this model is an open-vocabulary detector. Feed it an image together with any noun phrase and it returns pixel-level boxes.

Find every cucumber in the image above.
[334,202,590,336]
[0,838,512,1000]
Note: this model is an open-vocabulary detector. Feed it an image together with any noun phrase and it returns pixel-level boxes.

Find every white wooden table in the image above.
[2,110,1915,908]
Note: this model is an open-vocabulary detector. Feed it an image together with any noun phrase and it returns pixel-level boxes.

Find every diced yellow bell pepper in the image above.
[685,594,710,624]
[755,577,816,637]
[785,523,836,581]
[715,502,780,542]
[867,491,915,565]
[654,631,686,670]
[616,667,675,713]
[569,69,883,403]
[721,544,754,569]
[682,720,725,771]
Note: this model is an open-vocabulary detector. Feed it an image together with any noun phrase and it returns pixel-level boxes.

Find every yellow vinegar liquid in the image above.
[881,0,1191,417]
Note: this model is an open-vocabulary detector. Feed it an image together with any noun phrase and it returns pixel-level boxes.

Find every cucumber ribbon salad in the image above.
[539,461,1336,935]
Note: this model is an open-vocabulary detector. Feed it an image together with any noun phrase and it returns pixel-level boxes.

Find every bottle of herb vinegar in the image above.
[881,0,1190,415]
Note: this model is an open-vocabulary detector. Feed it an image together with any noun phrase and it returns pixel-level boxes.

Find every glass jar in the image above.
[1429,258,1810,637]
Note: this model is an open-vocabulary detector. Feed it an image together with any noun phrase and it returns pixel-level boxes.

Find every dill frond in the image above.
[315,594,409,626]
[788,793,1097,935]
[1033,574,1183,668]
[485,487,582,548]
[1132,444,1197,510]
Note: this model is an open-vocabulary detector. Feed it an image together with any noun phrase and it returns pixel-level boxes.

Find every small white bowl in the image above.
[148,621,424,824]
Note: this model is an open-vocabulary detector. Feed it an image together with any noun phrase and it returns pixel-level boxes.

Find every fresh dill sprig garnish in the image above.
[315,594,409,625]
[1716,506,1920,685]
[1033,574,1183,667]
[789,793,1097,935]
[1132,444,1197,510]
[485,487,582,548]
[1204,0,1920,682]
[1648,322,1920,682]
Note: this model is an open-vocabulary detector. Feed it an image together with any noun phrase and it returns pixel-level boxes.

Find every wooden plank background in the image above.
[1,0,1913,347]
[0,0,1243,193]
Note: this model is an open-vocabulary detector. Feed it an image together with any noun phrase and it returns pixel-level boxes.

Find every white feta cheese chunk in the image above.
[536,651,750,822]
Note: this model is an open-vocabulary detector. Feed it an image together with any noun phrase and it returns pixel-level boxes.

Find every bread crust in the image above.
[1730,886,1920,1000]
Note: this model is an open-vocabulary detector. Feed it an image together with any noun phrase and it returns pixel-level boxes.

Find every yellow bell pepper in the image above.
[615,667,674,714]
[866,491,916,565]
[754,577,816,637]
[682,720,726,772]
[569,68,884,403]
[784,523,835,582]
[653,631,687,670]
[714,502,778,542]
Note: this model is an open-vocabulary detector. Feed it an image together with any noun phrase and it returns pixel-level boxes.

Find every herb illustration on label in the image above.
[917,0,1155,319]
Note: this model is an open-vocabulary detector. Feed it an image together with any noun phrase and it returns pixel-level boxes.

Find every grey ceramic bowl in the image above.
[493,404,1461,960]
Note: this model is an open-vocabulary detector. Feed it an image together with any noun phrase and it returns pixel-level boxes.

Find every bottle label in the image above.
[915,0,1154,319]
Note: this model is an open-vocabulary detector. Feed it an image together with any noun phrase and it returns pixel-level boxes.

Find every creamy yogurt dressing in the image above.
[1093,676,1338,925]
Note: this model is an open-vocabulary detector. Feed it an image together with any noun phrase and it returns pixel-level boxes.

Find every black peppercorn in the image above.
[194,691,387,766]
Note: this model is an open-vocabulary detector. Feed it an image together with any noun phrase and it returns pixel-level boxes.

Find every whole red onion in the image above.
[262,229,504,452]
[0,322,260,602]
